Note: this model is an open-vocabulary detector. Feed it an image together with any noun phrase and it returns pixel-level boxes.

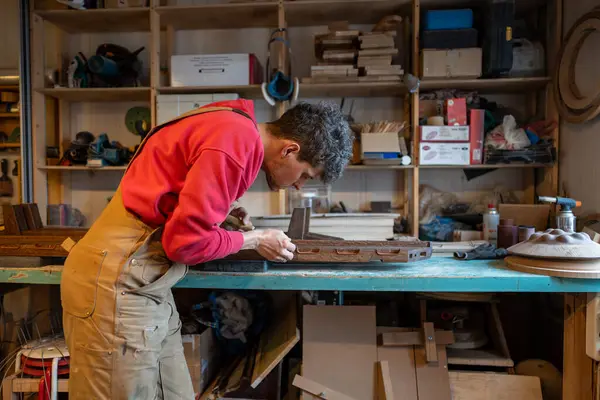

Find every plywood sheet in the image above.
[449,372,542,400]
[377,328,417,400]
[302,306,377,400]
[414,345,451,400]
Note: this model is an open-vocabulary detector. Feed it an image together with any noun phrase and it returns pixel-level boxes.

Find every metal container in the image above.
[556,210,576,232]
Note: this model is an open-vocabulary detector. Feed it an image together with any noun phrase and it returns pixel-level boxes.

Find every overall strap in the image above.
[126,106,254,173]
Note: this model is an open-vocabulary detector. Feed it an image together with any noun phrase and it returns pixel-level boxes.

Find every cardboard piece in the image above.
[421,48,482,79]
[497,204,551,232]
[182,329,219,396]
[302,306,377,400]
[419,100,443,119]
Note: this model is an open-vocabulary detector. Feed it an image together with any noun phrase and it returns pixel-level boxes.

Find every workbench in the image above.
[0,258,596,399]
[1,258,599,292]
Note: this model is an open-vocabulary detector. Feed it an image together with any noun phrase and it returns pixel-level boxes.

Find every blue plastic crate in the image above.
[424,9,474,31]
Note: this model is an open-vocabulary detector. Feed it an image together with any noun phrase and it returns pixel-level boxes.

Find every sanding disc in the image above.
[505,255,600,279]
[125,106,151,136]
[507,229,600,260]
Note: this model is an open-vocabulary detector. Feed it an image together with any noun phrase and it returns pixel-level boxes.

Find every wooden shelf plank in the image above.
[0,113,19,118]
[159,82,407,98]
[419,77,551,93]
[35,8,150,33]
[284,0,410,27]
[159,85,264,98]
[347,164,413,170]
[0,143,20,148]
[157,3,278,30]
[300,82,408,97]
[420,163,554,169]
[39,165,127,171]
[37,87,151,102]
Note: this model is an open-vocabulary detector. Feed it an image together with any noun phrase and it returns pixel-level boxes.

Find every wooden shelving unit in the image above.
[29,0,560,236]
[419,77,551,93]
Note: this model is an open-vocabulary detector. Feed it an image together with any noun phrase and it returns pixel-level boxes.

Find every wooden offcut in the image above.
[381,330,454,346]
[302,306,377,400]
[250,299,300,388]
[377,361,394,400]
[226,240,432,263]
[293,375,358,400]
[423,322,438,362]
[449,372,542,400]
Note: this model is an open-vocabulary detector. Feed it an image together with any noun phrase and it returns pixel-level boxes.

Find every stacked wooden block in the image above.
[358,32,404,82]
[304,28,360,83]
[303,22,403,84]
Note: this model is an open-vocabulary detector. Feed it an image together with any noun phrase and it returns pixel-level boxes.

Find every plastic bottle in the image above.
[483,204,500,246]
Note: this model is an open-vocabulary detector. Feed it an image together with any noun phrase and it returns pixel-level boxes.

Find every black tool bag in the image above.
[483,0,515,77]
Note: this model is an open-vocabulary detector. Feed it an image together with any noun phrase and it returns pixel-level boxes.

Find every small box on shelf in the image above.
[170,54,263,88]
[421,48,482,79]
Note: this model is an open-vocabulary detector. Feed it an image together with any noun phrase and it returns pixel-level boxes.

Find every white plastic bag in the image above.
[484,115,531,150]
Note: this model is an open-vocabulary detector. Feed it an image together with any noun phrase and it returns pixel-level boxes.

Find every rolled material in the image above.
[427,116,444,126]
[497,219,518,250]
[518,225,535,242]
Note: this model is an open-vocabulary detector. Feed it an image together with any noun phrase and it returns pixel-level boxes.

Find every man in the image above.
[61,99,353,399]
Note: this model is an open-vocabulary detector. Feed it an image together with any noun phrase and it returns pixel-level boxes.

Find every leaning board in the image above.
[302,306,377,400]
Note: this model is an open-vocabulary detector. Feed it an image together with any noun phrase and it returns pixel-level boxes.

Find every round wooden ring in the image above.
[505,255,600,279]
[554,10,600,123]
[558,18,600,111]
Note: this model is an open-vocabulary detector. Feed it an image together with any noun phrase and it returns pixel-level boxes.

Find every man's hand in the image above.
[241,229,296,263]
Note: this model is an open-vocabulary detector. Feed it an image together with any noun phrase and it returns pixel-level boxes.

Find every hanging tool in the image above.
[0,159,13,197]
[538,196,582,232]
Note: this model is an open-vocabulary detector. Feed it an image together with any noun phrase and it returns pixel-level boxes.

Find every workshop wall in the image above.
[0,0,20,70]
[560,0,600,217]
[51,20,526,224]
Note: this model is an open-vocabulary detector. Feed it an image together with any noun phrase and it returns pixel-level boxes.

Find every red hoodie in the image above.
[120,99,263,264]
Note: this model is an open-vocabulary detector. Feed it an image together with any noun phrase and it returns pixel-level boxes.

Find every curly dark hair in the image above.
[267,102,353,183]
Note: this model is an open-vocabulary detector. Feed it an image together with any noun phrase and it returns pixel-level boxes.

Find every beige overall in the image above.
[61,106,251,399]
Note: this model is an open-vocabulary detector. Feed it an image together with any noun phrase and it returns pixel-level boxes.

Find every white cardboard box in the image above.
[156,93,239,125]
[420,142,471,165]
[421,126,470,142]
[171,53,260,87]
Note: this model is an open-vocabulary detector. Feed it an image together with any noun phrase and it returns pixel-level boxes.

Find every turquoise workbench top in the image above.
[1,258,599,292]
